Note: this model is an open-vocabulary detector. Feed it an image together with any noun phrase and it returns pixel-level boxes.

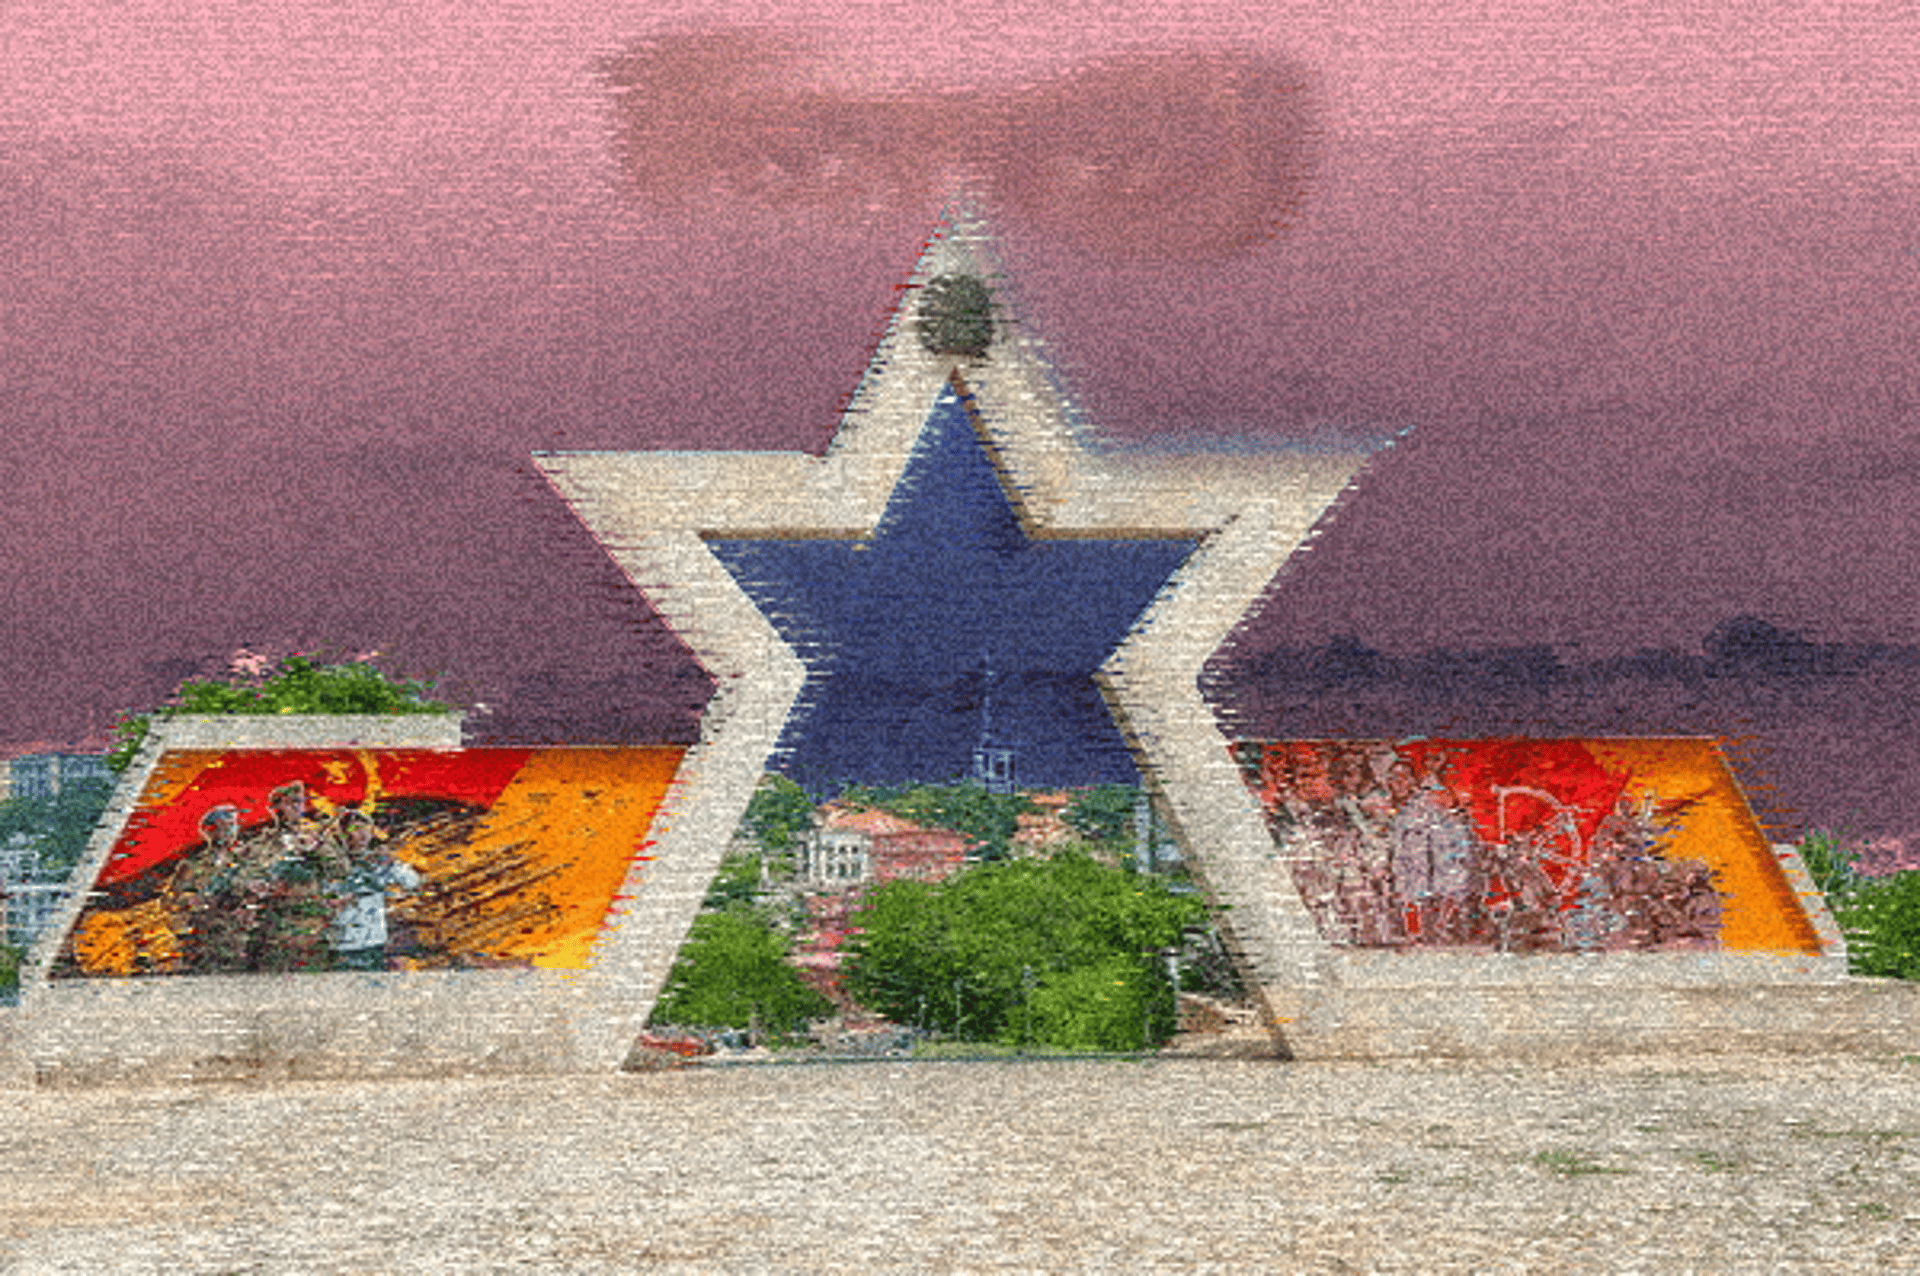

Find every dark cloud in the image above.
[600,30,1320,261]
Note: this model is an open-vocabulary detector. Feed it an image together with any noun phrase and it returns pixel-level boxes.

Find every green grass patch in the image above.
[1532,1149,1633,1177]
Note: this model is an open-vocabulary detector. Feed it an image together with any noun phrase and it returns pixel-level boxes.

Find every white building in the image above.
[801,827,873,885]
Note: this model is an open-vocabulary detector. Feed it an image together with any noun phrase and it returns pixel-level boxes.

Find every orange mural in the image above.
[1235,738,1821,956]
[55,747,685,978]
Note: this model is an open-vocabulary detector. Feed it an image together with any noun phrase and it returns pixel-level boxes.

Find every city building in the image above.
[8,751,112,802]
[800,806,971,887]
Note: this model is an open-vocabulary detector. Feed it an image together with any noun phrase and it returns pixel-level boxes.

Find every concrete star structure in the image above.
[537,208,1379,1065]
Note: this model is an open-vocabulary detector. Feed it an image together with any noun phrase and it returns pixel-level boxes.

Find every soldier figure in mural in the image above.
[154,786,428,974]
[163,804,263,974]
[1578,794,1722,951]
[1387,751,1476,944]
[325,808,423,971]
[247,782,347,972]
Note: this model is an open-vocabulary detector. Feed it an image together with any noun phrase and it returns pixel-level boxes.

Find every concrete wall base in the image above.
[1267,977,1920,1062]
[15,970,590,1088]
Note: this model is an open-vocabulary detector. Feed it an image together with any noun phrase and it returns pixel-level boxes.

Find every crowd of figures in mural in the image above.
[1238,741,1725,953]
[50,747,685,979]
[61,782,494,976]
[164,785,419,972]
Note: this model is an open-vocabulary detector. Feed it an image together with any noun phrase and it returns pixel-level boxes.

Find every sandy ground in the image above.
[2,1051,1917,1272]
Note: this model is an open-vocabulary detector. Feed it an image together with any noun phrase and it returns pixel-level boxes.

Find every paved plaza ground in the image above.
[2,1050,1916,1271]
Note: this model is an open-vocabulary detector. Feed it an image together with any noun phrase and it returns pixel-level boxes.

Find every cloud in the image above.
[599,28,1320,261]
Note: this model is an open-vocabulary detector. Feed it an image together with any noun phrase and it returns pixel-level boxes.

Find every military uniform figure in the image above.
[164,805,264,975]
[247,782,347,973]
[326,809,422,971]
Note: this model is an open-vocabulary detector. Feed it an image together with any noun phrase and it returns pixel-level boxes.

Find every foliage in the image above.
[703,851,765,909]
[1024,957,1177,1053]
[1063,784,1140,846]
[743,773,814,856]
[698,849,805,931]
[108,653,451,772]
[1800,831,1920,981]
[648,907,832,1036]
[843,853,1205,1049]
[0,942,21,999]
[839,780,1035,861]
[1799,830,1861,899]
[0,777,114,880]
[1840,871,1920,981]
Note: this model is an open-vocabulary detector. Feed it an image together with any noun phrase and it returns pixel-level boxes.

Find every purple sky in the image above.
[4,3,1919,844]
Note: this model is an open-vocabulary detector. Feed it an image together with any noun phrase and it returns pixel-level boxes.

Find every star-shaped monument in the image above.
[536,209,1380,1065]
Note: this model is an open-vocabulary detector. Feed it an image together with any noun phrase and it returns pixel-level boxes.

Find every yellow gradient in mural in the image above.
[1583,739,1821,954]
[392,747,682,970]
[67,899,181,975]
[130,750,226,811]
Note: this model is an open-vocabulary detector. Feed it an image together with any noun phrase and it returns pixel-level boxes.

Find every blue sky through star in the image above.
[708,383,1195,796]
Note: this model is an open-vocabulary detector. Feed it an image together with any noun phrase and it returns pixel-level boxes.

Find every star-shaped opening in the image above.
[708,378,1196,797]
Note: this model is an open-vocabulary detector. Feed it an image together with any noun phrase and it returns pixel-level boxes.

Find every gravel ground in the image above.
[2,1052,1917,1272]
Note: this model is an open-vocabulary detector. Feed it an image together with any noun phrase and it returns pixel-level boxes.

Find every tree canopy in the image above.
[742,773,815,855]
[843,852,1205,1050]
[648,907,832,1037]
[1062,784,1140,846]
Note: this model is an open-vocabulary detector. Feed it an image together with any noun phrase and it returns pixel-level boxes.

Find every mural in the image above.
[51,747,684,978]
[1235,739,1824,956]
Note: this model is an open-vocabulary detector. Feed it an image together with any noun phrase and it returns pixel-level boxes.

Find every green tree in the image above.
[1063,785,1140,847]
[843,853,1204,1048]
[648,908,832,1037]
[1026,957,1177,1052]
[742,773,815,858]
[702,850,765,909]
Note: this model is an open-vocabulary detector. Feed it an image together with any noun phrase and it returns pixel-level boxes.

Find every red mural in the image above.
[1236,740,1726,954]
[56,747,683,978]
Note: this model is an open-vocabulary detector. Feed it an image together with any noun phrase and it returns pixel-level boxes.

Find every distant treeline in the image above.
[1215,616,1920,701]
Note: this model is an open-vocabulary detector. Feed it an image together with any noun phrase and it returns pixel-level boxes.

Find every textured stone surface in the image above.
[1274,978,1920,1062]
[2,1053,1916,1270]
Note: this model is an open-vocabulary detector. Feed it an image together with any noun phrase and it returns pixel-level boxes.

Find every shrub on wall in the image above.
[108,652,451,772]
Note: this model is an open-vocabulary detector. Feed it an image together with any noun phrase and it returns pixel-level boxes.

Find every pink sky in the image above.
[4,1,1920,837]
